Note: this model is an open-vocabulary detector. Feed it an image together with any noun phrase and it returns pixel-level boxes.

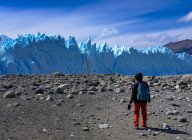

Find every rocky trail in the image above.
[0,73,192,140]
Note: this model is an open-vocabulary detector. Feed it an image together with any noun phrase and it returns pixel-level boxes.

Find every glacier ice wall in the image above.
[0,33,192,76]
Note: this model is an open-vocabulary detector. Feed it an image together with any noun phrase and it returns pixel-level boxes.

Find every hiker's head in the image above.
[134,72,143,82]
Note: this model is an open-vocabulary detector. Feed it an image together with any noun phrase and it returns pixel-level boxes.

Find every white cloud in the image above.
[178,11,192,22]
[0,8,105,41]
[93,26,192,48]
[0,8,127,42]
[94,28,119,40]
[134,33,181,44]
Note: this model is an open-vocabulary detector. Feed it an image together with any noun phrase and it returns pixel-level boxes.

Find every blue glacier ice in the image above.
[0,33,192,76]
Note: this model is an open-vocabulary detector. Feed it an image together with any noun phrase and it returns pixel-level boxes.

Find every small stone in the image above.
[42,128,48,133]
[147,112,151,115]
[88,86,98,91]
[140,132,147,137]
[115,88,122,93]
[171,103,181,107]
[35,94,44,100]
[176,136,181,139]
[70,132,74,137]
[47,90,54,94]
[186,98,190,102]
[153,131,161,136]
[77,104,84,107]
[166,96,175,101]
[20,95,31,100]
[78,91,84,95]
[175,85,180,90]
[173,117,177,120]
[56,102,62,106]
[66,94,73,99]
[73,122,80,125]
[3,91,15,98]
[71,90,78,94]
[187,110,192,113]
[173,110,180,115]
[31,86,39,90]
[178,97,184,100]
[55,87,64,94]
[46,96,54,102]
[83,126,89,131]
[58,84,69,89]
[15,91,22,97]
[99,87,106,92]
[177,124,183,127]
[163,123,171,130]
[108,88,113,91]
[120,99,127,103]
[12,102,20,107]
[87,91,96,95]
[151,94,155,99]
[167,116,171,119]
[7,102,20,108]
[58,99,65,103]
[125,113,129,116]
[153,83,159,86]
[166,111,174,116]
[99,124,109,129]
[178,117,187,122]
[52,72,64,76]
[35,87,44,94]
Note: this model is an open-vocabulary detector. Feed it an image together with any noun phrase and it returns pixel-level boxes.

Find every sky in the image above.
[0,0,192,48]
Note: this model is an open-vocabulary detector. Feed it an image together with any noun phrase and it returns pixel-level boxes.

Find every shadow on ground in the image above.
[139,127,190,135]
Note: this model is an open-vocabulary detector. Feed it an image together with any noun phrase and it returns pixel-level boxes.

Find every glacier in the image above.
[0,33,192,76]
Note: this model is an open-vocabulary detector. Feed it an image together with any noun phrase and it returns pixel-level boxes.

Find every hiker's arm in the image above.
[129,84,135,104]
[147,83,151,103]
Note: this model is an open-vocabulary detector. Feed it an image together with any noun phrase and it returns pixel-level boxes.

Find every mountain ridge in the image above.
[164,39,192,55]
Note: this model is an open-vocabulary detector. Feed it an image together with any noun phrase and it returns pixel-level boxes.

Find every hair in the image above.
[134,72,143,81]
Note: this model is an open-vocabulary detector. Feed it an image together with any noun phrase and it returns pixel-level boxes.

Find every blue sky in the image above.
[0,0,192,48]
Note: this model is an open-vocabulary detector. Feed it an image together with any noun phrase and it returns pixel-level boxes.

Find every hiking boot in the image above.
[134,126,139,130]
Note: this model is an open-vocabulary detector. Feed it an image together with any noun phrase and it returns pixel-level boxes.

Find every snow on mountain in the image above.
[0,33,192,75]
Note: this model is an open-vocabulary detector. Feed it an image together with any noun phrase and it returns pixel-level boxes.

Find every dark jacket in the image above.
[129,81,150,104]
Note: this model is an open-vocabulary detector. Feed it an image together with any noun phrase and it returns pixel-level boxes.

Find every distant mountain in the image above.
[164,39,192,55]
[0,33,192,75]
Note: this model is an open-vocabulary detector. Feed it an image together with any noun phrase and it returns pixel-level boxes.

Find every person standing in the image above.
[128,72,150,129]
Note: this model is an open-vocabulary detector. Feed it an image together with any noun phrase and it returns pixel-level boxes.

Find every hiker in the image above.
[128,72,150,128]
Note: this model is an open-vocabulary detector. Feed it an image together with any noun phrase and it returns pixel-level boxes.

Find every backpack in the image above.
[137,82,149,101]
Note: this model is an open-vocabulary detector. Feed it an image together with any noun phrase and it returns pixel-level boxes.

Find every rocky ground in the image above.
[0,73,192,140]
